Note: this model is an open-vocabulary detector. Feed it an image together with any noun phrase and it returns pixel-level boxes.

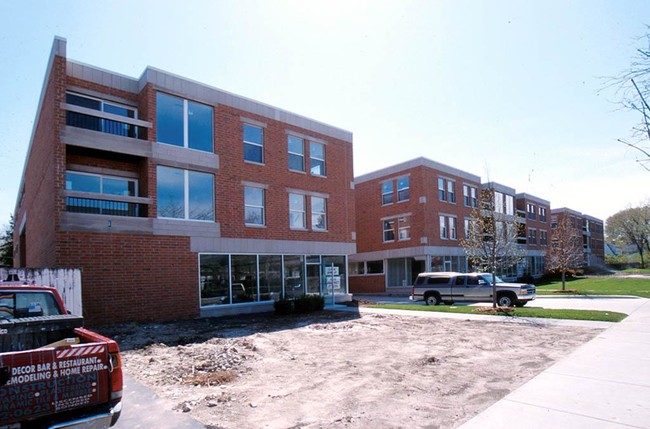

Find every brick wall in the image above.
[348,275,386,294]
[14,55,67,267]
[57,232,198,326]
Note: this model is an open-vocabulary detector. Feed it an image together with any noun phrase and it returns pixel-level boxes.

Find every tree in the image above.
[606,205,650,269]
[546,215,584,290]
[0,215,15,267]
[610,28,650,171]
[460,188,525,307]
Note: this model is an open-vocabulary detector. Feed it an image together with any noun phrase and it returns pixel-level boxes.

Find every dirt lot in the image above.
[104,307,602,429]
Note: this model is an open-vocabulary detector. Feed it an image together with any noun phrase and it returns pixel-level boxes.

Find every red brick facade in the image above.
[14,38,355,326]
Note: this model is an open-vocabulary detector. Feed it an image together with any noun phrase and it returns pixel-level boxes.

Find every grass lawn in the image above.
[536,277,650,298]
[367,303,627,322]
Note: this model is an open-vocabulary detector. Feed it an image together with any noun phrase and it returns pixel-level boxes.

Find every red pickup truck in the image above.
[0,284,122,429]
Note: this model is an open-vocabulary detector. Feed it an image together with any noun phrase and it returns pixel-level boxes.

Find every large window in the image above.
[397,176,409,202]
[231,255,258,303]
[381,181,394,205]
[243,123,264,163]
[527,203,536,220]
[288,135,305,172]
[157,166,214,221]
[284,255,305,298]
[539,207,547,222]
[245,187,265,226]
[156,92,213,152]
[463,185,478,208]
[289,193,306,229]
[309,142,326,176]
[311,196,327,231]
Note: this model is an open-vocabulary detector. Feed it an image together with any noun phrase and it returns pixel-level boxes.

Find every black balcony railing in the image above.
[66,197,144,217]
[66,111,148,140]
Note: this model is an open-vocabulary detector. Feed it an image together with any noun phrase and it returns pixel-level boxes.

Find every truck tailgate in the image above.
[0,341,111,426]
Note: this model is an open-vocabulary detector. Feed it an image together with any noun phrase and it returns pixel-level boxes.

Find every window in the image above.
[66,171,136,196]
[398,217,410,240]
[505,194,514,215]
[366,260,384,274]
[245,187,265,226]
[309,142,326,176]
[243,124,263,163]
[438,178,446,201]
[539,207,547,222]
[463,185,478,208]
[288,135,305,172]
[66,171,138,216]
[494,191,504,213]
[440,215,456,239]
[156,92,213,152]
[311,196,327,231]
[289,193,306,229]
[381,181,394,205]
[447,180,456,203]
[157,166,214,221]
[528,228,538,245]
[66,92,140,138]
[397,177,409,202]
[439,178,455,203]
[540,230,548,245]
[464,218,475,240]
[527,203,536,220]
[383,219,395,242]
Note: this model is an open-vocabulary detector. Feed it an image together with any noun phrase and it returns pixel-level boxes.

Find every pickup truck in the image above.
[410,272,536,307]
[0,284,122,429]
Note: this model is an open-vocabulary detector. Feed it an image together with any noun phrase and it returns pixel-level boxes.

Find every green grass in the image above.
[536,277,650,298]
[368,303,627,322]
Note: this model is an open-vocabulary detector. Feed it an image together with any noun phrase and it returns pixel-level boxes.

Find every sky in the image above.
[1,0,649,231]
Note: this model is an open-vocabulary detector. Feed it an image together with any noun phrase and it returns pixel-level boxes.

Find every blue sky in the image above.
[1,0,649,230]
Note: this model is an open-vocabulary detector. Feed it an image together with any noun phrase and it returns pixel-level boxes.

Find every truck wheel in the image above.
[515,300,527,307]
[497,293,515,307]
[424,293,441,306]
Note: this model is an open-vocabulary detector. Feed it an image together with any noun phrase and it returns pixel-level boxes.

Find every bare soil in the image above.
[103,307,602,429]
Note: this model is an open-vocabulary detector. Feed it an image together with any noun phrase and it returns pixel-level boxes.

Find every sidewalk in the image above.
[457,298,650,428]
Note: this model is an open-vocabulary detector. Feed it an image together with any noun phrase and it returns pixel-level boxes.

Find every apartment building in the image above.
[13,37,355,326]
[551,208,605,269]
[516,193,550,278]
[349,157,481,294]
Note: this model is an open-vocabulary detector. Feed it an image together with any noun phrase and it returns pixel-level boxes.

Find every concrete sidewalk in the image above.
[457,298,650,429]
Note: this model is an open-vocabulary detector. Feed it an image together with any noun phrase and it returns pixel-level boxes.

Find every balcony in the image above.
[65,191,151,218]
[63,103,151,140]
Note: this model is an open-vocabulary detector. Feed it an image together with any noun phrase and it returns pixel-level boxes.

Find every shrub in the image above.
[293,294,325,314]
[273,296,294,315]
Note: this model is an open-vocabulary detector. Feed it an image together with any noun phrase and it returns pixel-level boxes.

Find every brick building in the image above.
[13,37,355,325]
[349,157,481,294]
[515,193,551,278]
[551,208,605,269]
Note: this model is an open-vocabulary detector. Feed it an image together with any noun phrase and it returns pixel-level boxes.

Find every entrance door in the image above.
[306,258,321,294]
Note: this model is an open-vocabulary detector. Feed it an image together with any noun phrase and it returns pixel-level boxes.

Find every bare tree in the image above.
[460,188,525,307]
[610,28,650,171]
[606,205,650,269]
[547,215,584,290]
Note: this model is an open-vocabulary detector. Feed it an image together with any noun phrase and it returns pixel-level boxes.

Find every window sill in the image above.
[244,160,265,166]
[245,223,266,228]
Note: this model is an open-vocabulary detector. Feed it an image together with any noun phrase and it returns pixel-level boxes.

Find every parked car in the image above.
[410,272,536,307]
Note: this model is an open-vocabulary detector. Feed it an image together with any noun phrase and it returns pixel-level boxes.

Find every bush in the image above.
[275,294,325,315]
[273,296,294,315]
[293,294,325,314]
[517,274,535,284]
